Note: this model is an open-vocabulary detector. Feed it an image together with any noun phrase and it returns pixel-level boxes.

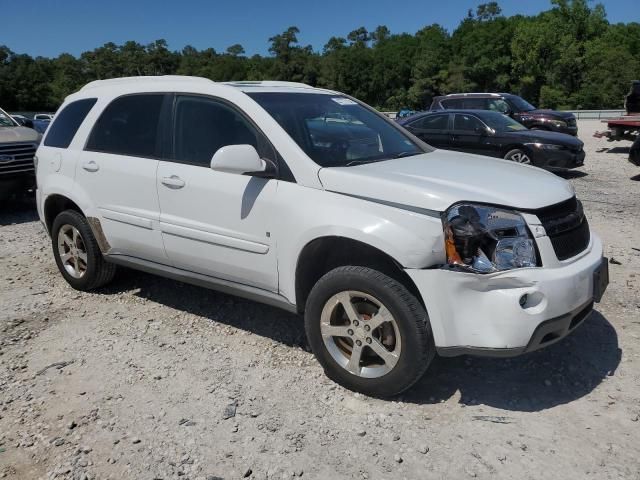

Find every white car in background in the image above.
[33,113,54,121]
[35,77,608,397]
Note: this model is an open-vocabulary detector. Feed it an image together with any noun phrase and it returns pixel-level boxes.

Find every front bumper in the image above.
[534,148,585,169]
[406,233,605,355]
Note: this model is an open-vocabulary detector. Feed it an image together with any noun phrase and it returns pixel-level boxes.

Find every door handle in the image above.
[161,175,185,189]
[82,160,99,172]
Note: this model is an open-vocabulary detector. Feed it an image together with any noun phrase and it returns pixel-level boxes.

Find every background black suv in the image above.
[430,93,578,136]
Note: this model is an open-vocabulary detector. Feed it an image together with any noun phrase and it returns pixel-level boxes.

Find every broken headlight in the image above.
[442,203,537,273]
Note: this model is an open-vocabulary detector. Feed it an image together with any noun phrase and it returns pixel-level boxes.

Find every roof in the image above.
[80,75,216,92]
[77,76,337,97]
[443,92,513,98]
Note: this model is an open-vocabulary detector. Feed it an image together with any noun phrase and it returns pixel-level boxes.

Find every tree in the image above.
[226,44,245,57]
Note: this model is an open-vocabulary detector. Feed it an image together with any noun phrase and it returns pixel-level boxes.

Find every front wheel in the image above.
[504,148,532,164]
[305,266,435,397]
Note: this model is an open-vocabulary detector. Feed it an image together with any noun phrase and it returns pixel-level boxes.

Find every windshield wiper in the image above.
[391,151,420,159]
[345,159,377,167]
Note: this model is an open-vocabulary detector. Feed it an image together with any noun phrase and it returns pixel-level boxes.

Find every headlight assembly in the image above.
[443,203,537,273]
[526,142,563,150]
[549,119,567,128]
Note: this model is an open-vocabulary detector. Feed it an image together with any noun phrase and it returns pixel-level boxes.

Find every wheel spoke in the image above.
[63,231,73,248]
[60,252,73,264]
[72,228,79,246]
[337,292,360,323]
[345,342,364,375]
[368,338,399,369]
[320,324,351,338]
[78,251,88,264]
[368,305,392,331]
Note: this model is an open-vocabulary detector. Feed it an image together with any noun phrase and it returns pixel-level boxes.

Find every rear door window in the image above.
[441,99,463,109]
[408,114,449,131]
[44,98,97,148]
[86,94,165,158]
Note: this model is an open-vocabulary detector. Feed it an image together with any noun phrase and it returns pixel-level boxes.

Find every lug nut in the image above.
[366,337,372,344]
[364,325,370,332]
[348,329,354,336]
[353,320,359,327]
[356,340,362,346]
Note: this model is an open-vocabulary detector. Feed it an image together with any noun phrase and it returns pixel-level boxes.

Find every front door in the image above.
[76,93,169,263]
[450,113,496,157]
[157,94,279,292]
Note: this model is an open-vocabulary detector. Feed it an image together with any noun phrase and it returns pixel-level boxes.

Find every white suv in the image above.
[36,76,608,397]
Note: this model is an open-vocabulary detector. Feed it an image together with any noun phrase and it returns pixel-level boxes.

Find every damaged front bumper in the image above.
[406,233,606,357]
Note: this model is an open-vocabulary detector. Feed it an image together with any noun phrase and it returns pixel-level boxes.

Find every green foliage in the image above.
[1,1,638,111]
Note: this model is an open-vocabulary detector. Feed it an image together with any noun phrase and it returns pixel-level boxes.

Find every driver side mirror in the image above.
[210,144,277,178]
[474,125,489,135]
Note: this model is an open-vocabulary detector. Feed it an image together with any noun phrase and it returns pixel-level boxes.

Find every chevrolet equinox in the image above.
[36,77,608,397]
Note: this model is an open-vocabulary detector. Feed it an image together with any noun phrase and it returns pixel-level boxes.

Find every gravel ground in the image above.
[1,119,639,480]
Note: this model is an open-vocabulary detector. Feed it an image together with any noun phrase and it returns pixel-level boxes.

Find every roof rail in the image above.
[445,92,502,97]
[223,80,312,88]
[80,75,215,91]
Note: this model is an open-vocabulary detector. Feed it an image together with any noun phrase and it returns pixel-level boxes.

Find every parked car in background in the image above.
[36,76,606,397]
[0,107,41,200]
[11,114,51,134]
[397,108,417,119]
[399,110,585,170]
[430,93,578,136]
[34,113,54,121]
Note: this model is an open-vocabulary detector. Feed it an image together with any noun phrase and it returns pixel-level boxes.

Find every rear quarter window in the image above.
[43,98,97,148]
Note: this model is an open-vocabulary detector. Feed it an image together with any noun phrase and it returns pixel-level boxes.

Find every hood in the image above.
[505,129,583,148]
[318,150,574,213]
[521,109,575,121]
[0,126,40,144]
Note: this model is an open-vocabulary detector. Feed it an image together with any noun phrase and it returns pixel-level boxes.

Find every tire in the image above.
[51,210,116,291]
[504,148,532,164]
[305,266,435,397]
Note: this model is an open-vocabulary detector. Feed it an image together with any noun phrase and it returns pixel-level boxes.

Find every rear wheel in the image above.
[504,148,532,164]
[51,210,116,291]
[305,266,434,397]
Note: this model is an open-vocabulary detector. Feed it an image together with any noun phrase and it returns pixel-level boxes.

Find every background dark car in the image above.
[399,110,585,170]
[430,93,578,136]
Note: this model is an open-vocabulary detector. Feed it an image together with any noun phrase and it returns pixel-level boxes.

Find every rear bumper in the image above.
[406,234,605,355]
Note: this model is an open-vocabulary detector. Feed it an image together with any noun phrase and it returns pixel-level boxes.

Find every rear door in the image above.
[404,114,451,149]
[76,93,170,263]
[156,94,279,291]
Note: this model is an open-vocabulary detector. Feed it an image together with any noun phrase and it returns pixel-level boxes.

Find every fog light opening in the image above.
[519,294,528,308]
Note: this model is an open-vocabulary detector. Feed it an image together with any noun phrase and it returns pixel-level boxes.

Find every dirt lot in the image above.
[1,119,639,480]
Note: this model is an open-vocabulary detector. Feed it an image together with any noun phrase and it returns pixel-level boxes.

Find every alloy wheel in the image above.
[509,151,531,164]
[320,291,401,378]
[57,224,88,279]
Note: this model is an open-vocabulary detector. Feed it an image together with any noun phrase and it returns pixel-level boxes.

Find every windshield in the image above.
[509,96,536,112]
[0,109,17,127]
[247,92,427,167]
[483,112,528,132]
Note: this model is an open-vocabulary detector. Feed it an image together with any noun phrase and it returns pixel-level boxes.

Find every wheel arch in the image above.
[294,236,425,314]
[43,193,84,234]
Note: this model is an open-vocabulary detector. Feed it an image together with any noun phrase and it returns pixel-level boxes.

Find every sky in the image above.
[2,0,637,58]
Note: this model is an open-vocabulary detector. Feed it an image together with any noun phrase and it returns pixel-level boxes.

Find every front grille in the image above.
[534,197,591,261]
[0,142,37,176]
